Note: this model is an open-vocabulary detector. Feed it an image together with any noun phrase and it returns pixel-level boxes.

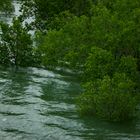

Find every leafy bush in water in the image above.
[78,73,138,122]
[117,56,139,82]
[83,47,114,81]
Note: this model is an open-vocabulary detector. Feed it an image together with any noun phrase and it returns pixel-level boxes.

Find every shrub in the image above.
[84,47,114,81]
[77,73,138,122]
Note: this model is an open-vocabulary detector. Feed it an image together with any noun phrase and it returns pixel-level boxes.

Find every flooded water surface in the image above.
[0,67,140,140]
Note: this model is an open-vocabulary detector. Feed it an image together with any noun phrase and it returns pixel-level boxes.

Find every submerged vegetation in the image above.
[0,0,140,122]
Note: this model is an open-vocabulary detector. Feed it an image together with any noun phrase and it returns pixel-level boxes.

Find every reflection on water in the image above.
[0,66,140,140]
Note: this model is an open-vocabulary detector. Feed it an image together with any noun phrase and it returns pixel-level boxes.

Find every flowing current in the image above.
[0,1,140,140]
[0,67,139,140]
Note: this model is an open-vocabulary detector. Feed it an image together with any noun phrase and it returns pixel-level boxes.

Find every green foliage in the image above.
[0,43,10,65]
[117,56,138,81]
[46,11,75,30]
[89,1,140,58]
[40,0,140,68]
[84,47,114,81]
[40,15,90,69]
[22,0,93,19]
[0,18,35,67]
[21,0,94,31]
[96,91,137,122]
[0,0,14,13]
[78,73,137,122]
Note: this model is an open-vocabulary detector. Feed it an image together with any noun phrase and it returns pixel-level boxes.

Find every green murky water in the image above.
[0,66,140,140]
